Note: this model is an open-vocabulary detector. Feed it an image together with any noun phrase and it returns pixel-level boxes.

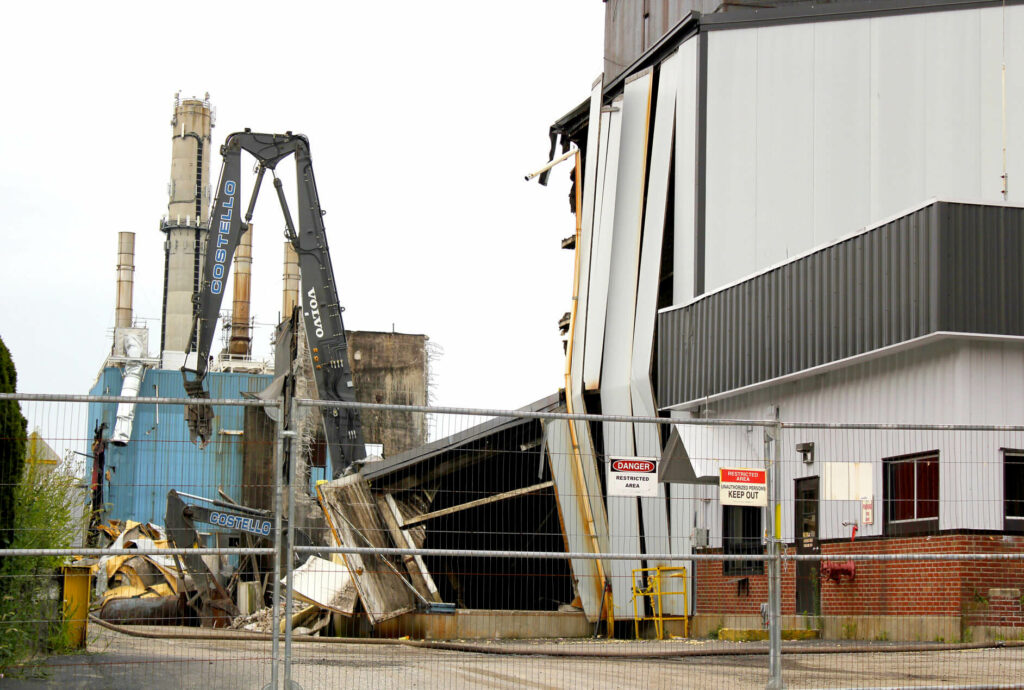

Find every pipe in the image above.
[115,232,135,329]
[229,225,253,356]
[111,333,147,446]
[283,240,299,317]
[86,615,1024,659]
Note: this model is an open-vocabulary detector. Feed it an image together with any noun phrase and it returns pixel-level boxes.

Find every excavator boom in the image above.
[182,131,366,477]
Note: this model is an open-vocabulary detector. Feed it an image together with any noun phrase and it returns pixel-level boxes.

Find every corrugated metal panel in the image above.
[600,71,654,618]
[89,368,272,526]
[657,201,1024,408]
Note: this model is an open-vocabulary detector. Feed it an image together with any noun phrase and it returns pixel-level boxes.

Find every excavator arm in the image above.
[182,131,366,477]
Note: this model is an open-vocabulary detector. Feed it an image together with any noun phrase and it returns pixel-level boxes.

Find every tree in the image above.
[0,335,26,550]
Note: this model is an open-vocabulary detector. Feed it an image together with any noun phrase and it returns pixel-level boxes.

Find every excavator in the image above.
[180,130,366,479]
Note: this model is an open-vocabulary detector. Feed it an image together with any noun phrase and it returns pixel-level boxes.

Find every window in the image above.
[723,505,764,575]
[1005,451,1024,534]
[884,452,939,535]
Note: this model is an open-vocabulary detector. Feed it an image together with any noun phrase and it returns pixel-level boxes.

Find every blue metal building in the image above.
[88,368,274,525]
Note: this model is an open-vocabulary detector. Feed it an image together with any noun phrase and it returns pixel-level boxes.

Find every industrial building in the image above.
[87,95,429,527]
[535,0,1024,640]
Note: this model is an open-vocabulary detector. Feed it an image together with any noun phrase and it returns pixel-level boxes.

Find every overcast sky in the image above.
[1,1,604,412]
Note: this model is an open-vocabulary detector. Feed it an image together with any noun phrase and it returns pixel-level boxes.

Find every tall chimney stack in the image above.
[115,232,135,329]
[283,241,300,317]
[228,227,253,356]
[160,92,214,367]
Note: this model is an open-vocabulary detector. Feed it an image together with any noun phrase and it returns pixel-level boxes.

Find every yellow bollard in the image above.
[61,565,92,649]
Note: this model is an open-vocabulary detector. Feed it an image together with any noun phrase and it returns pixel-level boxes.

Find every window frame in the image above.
[1004,449,1024,534]
[722,504,764,576]
[883,451,940,536]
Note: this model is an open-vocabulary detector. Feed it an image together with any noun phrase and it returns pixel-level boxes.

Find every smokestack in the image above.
[283,241,299,316]
[228,226,253,356]
[160,92,214,366]
[115,232,135,329]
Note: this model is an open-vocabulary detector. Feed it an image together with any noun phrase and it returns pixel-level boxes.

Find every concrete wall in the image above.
[347,331,429,457]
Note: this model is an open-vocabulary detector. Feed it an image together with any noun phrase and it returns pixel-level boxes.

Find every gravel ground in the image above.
[3,626,1023,689]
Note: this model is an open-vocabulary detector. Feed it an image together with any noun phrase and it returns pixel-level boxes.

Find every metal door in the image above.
[794,476,820,615]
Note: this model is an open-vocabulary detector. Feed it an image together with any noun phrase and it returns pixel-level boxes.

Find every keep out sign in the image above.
[719,467,768,507]
[608,457,659,497]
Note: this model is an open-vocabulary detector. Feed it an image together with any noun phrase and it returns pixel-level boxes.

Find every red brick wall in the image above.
[695,534,1024,623]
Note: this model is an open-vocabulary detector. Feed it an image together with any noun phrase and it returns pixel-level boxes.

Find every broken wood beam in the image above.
[400,481,555,529]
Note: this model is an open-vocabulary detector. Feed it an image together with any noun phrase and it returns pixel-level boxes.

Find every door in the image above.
[794,476,820,615]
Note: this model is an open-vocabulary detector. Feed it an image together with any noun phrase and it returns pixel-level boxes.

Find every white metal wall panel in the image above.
[674,38,699,305]
[700,5,1024,294]
[755,24,815,272]
[630,53,679,612]
[544,419,602,621]
[870,15,929,223]
[705,29,758,291]
[570,77,605,404]
[582,104,623,390]
[600,71,653,617]
[566,79,612,607]
[704,339,1024,541]
[923,11,982,200]
[979,6,1024,200]
[812,18,871,239]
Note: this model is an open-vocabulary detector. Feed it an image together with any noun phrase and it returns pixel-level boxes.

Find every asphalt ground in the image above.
[3,626,1024,689]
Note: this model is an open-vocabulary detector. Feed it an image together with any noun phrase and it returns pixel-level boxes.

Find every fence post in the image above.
[268,397,285,690]
[767,420,784,689]
[283,401,298,687]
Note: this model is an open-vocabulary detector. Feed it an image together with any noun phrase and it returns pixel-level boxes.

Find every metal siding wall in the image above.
[544,420,603,621]
[566,80,613,578]
[673,37,699,306]
[756,24,815,273]
[813,18,873,255]
[658,202,1024,408]
[702,339,1024,540]
[632,53,678,612]
[600,71,653,618]
[870,15,929,223]
[583,106,623,391]
[90,368,272,527]
[701,5,1024,297]
[705,29,758,291]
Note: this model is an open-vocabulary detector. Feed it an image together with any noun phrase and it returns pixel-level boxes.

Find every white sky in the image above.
[0,1,604,411]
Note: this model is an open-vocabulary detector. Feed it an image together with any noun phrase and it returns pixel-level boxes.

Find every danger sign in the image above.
[719,467,768,507]
[608,456,659,497]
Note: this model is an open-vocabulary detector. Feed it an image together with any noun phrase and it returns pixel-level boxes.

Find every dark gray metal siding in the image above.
[657,202,1024,408]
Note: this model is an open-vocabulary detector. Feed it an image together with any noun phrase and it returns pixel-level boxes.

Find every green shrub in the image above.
[0,457,84,675]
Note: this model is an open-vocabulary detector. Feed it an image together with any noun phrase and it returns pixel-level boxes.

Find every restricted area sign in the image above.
[608,456,659,497]
[719,467,768,506]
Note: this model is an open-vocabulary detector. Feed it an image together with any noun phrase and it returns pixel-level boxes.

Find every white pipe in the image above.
[111,334,147,446]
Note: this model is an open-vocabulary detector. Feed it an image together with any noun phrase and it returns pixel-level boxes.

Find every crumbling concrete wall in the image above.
[346,331,429,457]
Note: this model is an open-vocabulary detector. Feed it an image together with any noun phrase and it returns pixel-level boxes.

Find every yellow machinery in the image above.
[61,564,92,648]
[631,566,688,639]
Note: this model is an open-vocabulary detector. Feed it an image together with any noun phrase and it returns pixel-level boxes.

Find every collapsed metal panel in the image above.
[629,52,680,614]
[543,419,603,622]
[582,101,624,390]
[565,76,613,614]
[317,476,416,625]
[599,70,654,617]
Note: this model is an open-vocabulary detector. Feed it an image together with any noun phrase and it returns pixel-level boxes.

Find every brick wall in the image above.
[695,534,1024,624]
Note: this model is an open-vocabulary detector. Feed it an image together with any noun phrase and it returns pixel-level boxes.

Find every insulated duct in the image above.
[228,226,253,356]
[115,232,135,329]
[111,334,146,447]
